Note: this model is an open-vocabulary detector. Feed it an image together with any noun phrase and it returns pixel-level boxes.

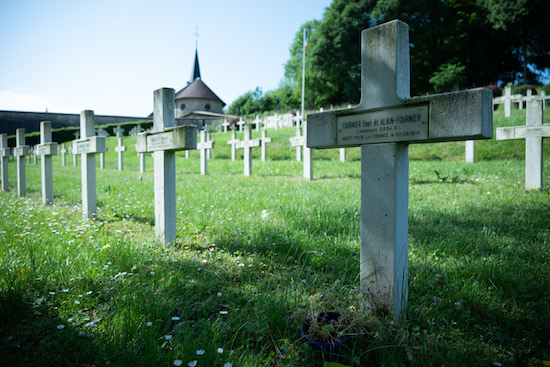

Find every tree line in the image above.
[228,0,549,115]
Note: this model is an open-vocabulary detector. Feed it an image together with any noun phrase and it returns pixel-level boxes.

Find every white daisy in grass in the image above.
[173,360,183,366]
[223,363,232,367]
[196,349,205,355]
[171,316,180,321]
[56,324,65,329]
[217,348,223,354]
[164,335,172,340]
[146,322,153,327]
[188,361,197,367]
[219,311,228,315]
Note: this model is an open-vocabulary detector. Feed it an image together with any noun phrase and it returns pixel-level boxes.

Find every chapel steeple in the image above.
[190,47,201,82]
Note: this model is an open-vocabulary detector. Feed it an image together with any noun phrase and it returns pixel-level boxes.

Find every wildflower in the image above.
[188,361,197,367]
[173,360,183,366]
[261,210,269,219]
[164,335,172,340]
[146,322,153,327]
[217,348,223,354]
[219,311,228,315]
[223,363,232,367]
[57,324,65,329]
[217,292,222,297]
[172,316,180,321]
[74,300,80,304]
[196,350,205,355]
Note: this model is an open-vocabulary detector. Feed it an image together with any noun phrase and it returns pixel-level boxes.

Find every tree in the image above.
[478,0,550,84]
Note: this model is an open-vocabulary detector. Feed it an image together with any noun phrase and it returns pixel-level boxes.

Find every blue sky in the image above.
[0,0,332,117]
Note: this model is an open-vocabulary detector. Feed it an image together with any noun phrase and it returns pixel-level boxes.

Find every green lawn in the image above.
[1,105,549,366]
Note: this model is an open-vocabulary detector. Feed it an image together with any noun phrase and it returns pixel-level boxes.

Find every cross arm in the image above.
[136,125,197,153]
[496,125,550,140]
[307,88,493,149]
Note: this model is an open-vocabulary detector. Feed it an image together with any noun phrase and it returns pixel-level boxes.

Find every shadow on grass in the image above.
[408,199,550,363]
[0,290,104,367]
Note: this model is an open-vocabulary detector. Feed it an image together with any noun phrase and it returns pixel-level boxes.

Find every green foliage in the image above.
[429,61,468,92]
[512,84,539,96]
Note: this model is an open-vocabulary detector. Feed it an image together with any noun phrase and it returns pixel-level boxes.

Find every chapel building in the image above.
[174,48,227,129]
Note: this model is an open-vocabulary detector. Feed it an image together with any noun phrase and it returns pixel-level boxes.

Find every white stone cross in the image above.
[60,143,67,166]
[37,121,59,205]
[307,20,492,319]
[254,115,263,131]
[197,130,214,175]
[0,134,9,192]
[293,111,302,129]
[237,117,246,132]
[99,149,107,170]
[33,146,38,164]
[72,130,80,167]
[235,125,260,176]
[136,88,197,244]
[465,140,475,163]
[114,125,124,138]
[115,135,127,171]
[206,132,213,160]
[227,131,239,161]
[496,99,548,189]
[74,111,107,218]
[15,129,30,197]
[290,125,312,180]
[274,113,280,130]
[493,86,522,117]
[222,119,230,133]
[290,128,303,162]
[259,129,272,162]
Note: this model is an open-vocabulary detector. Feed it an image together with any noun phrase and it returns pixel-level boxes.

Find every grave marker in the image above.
[74,111,106,218]
[290,128,303,161]
[259,129,272,162]
[37,121,58,204]
[0,134,9,191]
[60,143,67,166]
[290,125,312,180]
[227,131,239,161]
[136,88,197,244]
[465,140,475,163]
[197,130,214,175]
[237,117,246,132]
[15,129,30,197]
[115,129,127,171]
[235,125,260,176]
[254,115,263,131]
[33,146,38,164]
[222,119,230,133]
[72,131,80,167]
[496,99,548,189]
[307,20,492,319]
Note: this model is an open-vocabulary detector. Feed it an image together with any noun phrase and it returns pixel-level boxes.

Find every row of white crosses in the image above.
[493,87,549,118]
[308,20,493,319]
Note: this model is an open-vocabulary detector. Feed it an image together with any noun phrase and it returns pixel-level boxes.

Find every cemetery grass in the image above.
[1,107,550,366]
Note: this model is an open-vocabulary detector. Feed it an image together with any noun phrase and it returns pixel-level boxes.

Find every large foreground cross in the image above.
[307,20,493,319]
[136,88,197,244]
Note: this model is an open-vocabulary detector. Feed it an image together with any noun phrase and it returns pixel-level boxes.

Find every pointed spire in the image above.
[190,47,201,82]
